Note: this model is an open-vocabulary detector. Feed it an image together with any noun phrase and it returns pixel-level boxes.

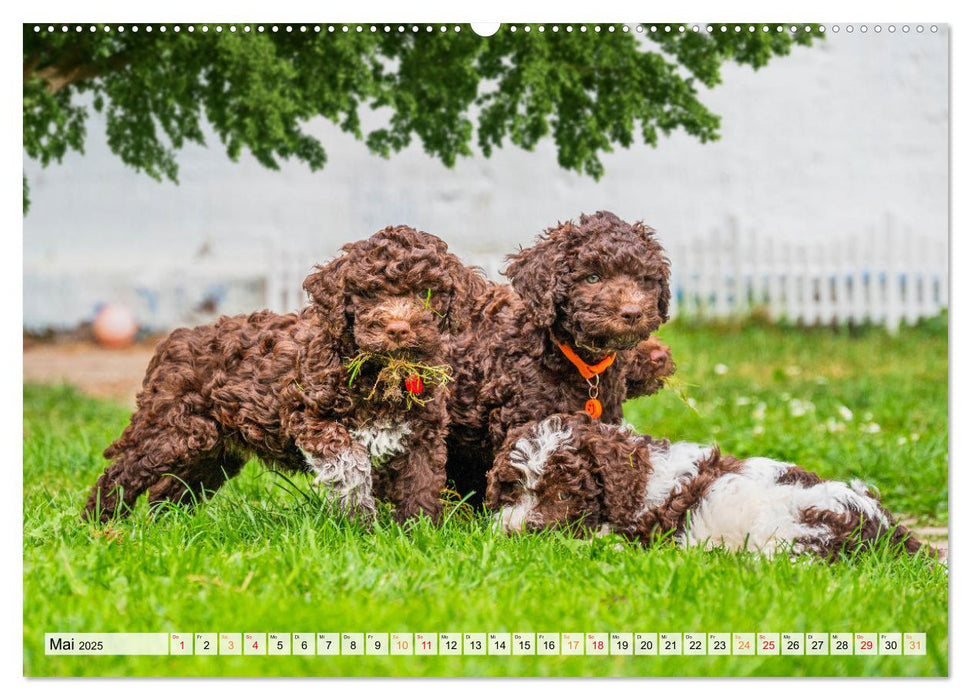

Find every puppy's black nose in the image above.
[619,305,643,324]
[385,320,412,343]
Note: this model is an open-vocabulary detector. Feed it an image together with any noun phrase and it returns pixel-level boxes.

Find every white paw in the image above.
[303,446,375,514]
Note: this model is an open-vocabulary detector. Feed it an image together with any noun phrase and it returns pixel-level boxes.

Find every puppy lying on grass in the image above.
[487,413,934,560]
[85,226,480,524]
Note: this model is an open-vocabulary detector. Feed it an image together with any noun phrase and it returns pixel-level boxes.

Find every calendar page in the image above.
[22,18,948,679]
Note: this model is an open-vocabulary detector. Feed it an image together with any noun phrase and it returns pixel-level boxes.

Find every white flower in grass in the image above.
[838,405,854,421]
[752,425,764,435]
[788,398,814,417]
[824,418,846,433]
[785,365,802,377]
[910,433,921,441]
[862,422,881,434]
[752,402,767,421]
[686,397,697,409]
[714,363,728,375]
[735,396,752,406]
[897,437,908,446]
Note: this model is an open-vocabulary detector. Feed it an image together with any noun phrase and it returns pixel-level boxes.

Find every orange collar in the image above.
[557,343,616,380]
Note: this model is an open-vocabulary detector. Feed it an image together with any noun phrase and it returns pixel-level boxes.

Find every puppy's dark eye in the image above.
[585,274,601,284]
[557,492,569,501]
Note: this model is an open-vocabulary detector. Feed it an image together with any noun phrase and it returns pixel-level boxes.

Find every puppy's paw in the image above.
[627,337,676,396]
[303,444,376,517]
[643,337,676,380]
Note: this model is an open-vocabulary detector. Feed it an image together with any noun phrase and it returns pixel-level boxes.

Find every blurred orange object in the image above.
[93,303,138,349]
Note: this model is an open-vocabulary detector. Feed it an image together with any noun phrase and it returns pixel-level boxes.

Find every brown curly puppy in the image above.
[487,413,931,561]
[445,211,676,505]
[84,226,480,524]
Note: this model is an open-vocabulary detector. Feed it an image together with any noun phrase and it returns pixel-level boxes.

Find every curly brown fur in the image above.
[487,413,933,562]
[446,211,675,505]
[85,225,482,525]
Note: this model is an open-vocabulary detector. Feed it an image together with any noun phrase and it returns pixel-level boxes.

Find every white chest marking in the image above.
[350,422,412,466]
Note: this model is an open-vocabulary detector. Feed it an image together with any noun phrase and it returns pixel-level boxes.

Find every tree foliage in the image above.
[23,23,821,211]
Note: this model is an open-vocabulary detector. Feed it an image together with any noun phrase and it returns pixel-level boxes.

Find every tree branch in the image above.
[24,50,133,94]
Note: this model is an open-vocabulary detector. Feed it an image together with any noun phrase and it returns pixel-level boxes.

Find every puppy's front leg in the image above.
[381,426,447,524]
[625,336,676,398]
[293,421,375,518]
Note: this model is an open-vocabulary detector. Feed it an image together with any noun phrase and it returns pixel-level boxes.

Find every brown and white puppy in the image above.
[85,226,481,524]
[445,211,676,505]
[486,413,930,560]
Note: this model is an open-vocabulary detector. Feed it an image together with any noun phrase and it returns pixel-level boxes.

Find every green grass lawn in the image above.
[22,319,948,677]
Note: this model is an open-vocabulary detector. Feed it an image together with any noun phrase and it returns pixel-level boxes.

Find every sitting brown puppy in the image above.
[446,211,676,505]
[84,226,480,524]
[487,413,930,561]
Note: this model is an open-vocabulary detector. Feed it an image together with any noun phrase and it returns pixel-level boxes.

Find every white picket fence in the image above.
[663,220,948,330]
[266,221,948,331]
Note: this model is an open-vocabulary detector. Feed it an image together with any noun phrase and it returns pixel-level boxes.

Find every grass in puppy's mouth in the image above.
[345,352,452,407]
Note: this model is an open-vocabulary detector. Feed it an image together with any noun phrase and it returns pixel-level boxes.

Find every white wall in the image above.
[23,28,949,330]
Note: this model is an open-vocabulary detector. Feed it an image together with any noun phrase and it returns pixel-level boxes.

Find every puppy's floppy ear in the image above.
[485,450,523,509]
[634,221,671,324]
[302,255,349,330]
[441,252,488,336]
[656,264,671,324]
[591,435,652,526]
[485,423,536,508]
[503,231,566,329]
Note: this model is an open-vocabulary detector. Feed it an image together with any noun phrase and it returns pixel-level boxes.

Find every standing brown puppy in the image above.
[84,226,481,524]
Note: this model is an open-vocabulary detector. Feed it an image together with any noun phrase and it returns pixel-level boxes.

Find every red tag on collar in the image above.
[584,398,603,418]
